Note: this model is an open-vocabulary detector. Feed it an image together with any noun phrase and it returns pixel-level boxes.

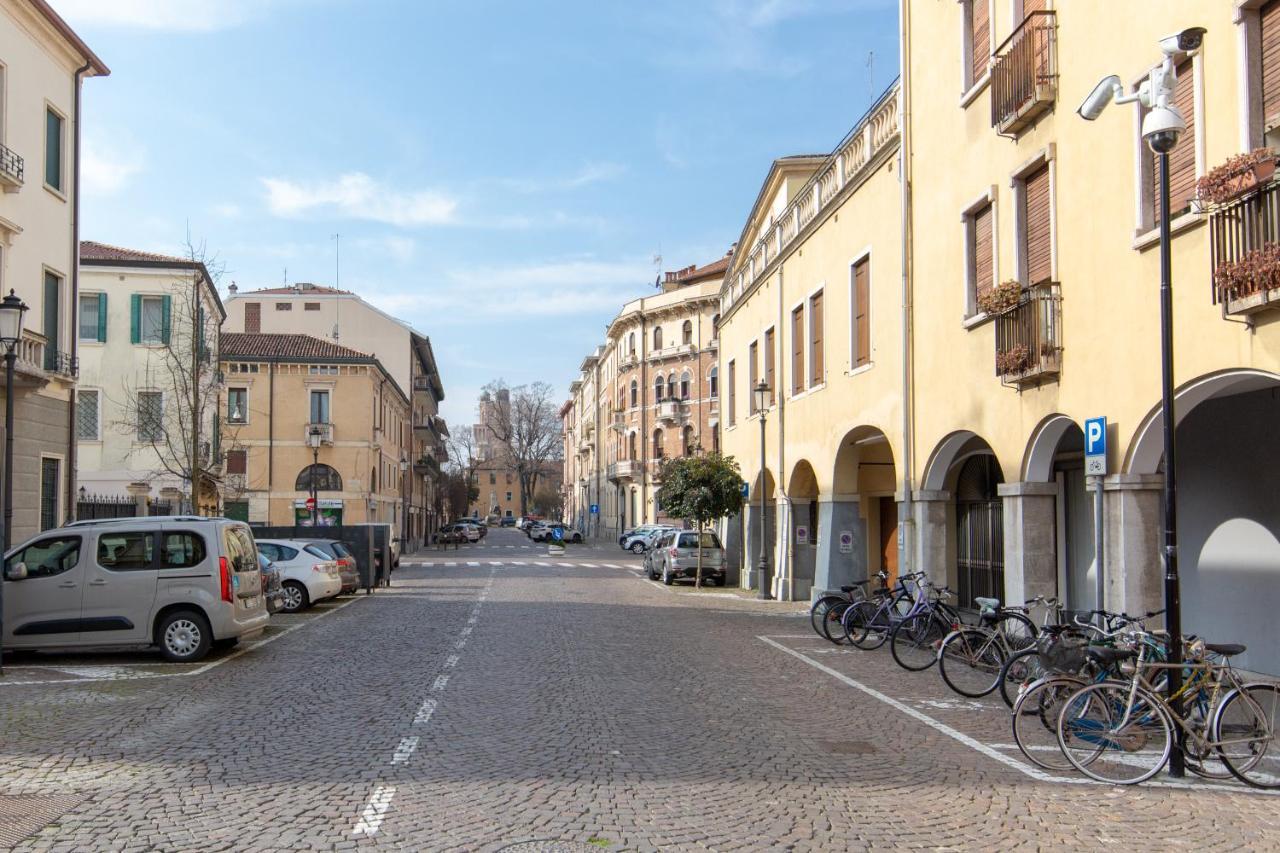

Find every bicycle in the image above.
[887,578,967,671]
[809,573,886,644]
[936,596,1041,698]
[841,572,919,650]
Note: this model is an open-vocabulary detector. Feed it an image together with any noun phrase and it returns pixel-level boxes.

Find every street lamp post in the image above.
[307,426,322,526]
[400,457,410,555]
[0,289,28,674]
[753,380,771,600]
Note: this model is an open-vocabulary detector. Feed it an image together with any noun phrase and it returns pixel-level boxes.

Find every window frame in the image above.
[1010,147,1057,285]
[961,190,998,322]
[43,102,66,197]
[960,0,995,105]
[78,292,104,343]
[160,531,208,570]
[227,387,249,424]
[139,294,166,345]
[808,286,825,389]
[748,340,759,414]
[76,388,101,441]
[96,530,157,572]
[790,302,805,397]
[137,390,165,443]
[309,388,331,424]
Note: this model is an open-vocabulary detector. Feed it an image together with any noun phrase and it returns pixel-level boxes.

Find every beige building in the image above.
[218,333,409,530]
[0,1,107,541]
[563,256,726,541]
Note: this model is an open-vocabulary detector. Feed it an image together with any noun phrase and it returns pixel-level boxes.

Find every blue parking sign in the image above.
[1085,417,1107,475]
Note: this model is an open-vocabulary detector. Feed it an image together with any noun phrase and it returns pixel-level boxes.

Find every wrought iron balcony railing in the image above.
[0,142,24,188]
[991,11,1057,137]
[994,281,1061,388]
[1209,178,1280,314]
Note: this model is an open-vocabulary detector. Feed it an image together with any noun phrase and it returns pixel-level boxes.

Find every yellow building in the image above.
[218,333,409,529]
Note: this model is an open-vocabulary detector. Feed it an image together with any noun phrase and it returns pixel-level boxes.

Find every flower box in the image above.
[1196,149,1277,206]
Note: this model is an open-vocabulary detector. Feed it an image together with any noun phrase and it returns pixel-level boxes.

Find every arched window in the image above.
[666,373,676,400]
[683,425,695,455]
[296,464,343,491]
[628,432,637,460]
[682,320,692,345]
[629,380,638,407]
[653,428,664,459]
[709,366,718,398]
[654,375,664,401]
[711,313,720,340]
[653,326,663,350]
[680,370,691,399]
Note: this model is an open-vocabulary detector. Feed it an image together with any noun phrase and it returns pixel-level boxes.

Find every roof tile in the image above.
[219,333,374,362]
[80,240,193,265]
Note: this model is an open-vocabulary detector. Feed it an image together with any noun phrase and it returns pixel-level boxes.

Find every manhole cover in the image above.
[498,842,603,852]
[0,794,84,846]
[818,739,877,755]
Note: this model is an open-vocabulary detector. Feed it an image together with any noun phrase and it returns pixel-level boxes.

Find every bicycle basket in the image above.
[1037,630,1089,674]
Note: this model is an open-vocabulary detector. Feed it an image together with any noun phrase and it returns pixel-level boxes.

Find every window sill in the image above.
[77,438,103,445]
[1132,212,1203,251]
[845,363,874,378]
[78,339,104,346]
[962,311,993,330]
[43,182,67,202]
[959,73,991,109]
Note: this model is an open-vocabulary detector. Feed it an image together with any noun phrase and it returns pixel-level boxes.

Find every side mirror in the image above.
[6,562,28,581]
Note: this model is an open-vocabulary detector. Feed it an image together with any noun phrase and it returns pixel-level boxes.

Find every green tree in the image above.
[655,453,746,587]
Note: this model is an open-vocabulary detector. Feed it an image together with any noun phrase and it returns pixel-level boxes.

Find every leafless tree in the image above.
[480,379,564,516]
[446,429,481,516]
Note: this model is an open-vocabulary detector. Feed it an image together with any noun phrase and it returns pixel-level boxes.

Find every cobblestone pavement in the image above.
[2,529,1279,851]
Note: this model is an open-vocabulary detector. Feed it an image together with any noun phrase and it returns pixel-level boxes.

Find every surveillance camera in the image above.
[1143,104,1187,154]
[1078,75,1122,121]
[1159,26,1206,56]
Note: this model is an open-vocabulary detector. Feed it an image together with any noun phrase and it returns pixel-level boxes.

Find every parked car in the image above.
[519,515,543,531]
[300,540,360,593]
[455,517,487,539]
[654,530,726,586]
[3,516,268,662]
[641,531,669,579]
[499,516,517,527]
[254,539,343,612]
[532,523,583,543]
[257,552,286,614]
[620,525,674,553]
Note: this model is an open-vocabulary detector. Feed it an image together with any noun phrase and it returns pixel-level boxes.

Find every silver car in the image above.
[655,530,726,586]
[3,516,268,662]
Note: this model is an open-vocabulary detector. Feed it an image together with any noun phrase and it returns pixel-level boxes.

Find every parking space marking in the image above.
[352,785,397,836]
[444,654,460,669]
[413,699,437,724]
[431,673,450,692]
[391,737,419,764]
[466,561,480,567]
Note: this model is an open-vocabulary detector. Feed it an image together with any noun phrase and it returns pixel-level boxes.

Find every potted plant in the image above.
[996,344,1032,376]
[977,280,1024,316]
[1196,148,1277,206]
[1214,243,1280,303]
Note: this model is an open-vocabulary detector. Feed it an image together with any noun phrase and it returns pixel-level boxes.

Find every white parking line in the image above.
[352,785,397,836]
[580,563,598,568]
[413,698,437,724]
[466,561,480,567]
[390,736,419,764]
[444,654,460,669]
[431,673,450,692]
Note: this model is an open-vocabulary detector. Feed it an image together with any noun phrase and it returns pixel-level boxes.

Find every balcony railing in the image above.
[1209,178,1280,315]
[656,399,687,422]
[0,142,24,189]
[306,422,334,445]
[994,281,1061,388]
[609,411,627,431]
[990,11,1057,137]
[607,460,636,482]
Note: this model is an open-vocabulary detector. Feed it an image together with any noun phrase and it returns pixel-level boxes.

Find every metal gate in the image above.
[956,455,1004,608]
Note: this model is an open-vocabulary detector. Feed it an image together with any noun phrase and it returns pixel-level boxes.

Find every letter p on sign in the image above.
[1085,417,1107,476]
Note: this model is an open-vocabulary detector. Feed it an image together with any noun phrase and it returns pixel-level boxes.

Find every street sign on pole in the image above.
[741,482,749,498]
[305,496,317,512]
[552,526,563,541]
[1085,416,1107,476]
[589,503,599,515]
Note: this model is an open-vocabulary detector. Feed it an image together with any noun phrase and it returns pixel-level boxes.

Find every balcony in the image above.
[990,11,1057,137]
[1209,178,1280,316]
[306,422,334,445]
[609,411,627,432]
[657,399,686,423]
[619,352,639,371]
[647,343,697,363]
[607,460,636,482]
[0,142,23,191]
[994,281,1061,388]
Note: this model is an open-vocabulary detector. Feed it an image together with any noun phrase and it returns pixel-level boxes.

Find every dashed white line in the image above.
[459,625,473,637]
[391,736,419,764]
[444,654,460,669]
[431,673,450,692]
[466,561,480,567]
[352,785,397,836]
[413,698,438,724]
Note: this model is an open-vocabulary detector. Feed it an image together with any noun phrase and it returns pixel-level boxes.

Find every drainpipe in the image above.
[66,61,91,522]
[898,0,916,575]
[776,268,791,600]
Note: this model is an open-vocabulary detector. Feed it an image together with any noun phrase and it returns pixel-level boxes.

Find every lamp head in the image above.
[0,288,29,348]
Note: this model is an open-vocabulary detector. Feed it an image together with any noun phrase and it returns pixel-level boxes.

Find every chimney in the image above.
[228,281,238,295]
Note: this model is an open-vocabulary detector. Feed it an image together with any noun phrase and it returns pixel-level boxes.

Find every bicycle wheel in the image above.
[822,600,854,644]
[890,612,948,671]
[810,595,846,643]
[1213,682,1280,789]
[998,647,1046,709]
[844,600,889,650]
[1181,688,1234,781]
[1011,676,1086,771]
[939,628,1007,698]
[1057,681,1172,785]
[993,611,1038,653]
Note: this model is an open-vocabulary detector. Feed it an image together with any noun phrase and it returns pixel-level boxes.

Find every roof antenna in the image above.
[866,50,874,99]
[332,233,341,341]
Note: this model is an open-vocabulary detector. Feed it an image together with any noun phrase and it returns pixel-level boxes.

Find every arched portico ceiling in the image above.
[1127,369,1280,475]
[832,425,896,495]
[921,431,1002,493]
[787,459,819,499]
[751,468,777,499]
[1023,414,1084,483]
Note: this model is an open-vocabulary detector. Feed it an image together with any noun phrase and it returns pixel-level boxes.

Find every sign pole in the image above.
[1084,417,1108,619]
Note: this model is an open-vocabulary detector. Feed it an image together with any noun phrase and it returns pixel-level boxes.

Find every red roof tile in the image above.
[238,283,353,296]
[80,241,194,265]
[219,333,374,362]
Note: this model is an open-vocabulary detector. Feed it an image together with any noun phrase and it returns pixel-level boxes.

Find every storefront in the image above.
[293,498,344,527]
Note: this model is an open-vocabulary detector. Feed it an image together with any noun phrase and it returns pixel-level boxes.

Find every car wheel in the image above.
[630,541,645,554]
[157,610,212,662]
[662,565,674,585]
[281,581,309,613]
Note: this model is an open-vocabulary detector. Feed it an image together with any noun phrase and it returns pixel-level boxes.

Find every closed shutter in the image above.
[1152,59,1196,223]
[728,361,736,425]
[96,292,108,342]
[748,341,758,412]
[161,294,172,345]
[1263,1,1280,130]
[810,291,823,385]
[130,294,141,343]
[791,305,804,395]
[764,327,775,403]
[971,0,990,85]
[245,302,261,334]
[227,449,247,475]
[973,203,993,302]
[854,258,871,367]
[1024,162,1052,284]
[43,272,59,370]
[1021,0,1046,17]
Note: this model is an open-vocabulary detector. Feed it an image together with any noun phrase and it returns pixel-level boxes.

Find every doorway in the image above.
[878,496,898,588]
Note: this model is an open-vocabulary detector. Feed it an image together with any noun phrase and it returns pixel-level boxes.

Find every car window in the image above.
[330,542,352,558]
[256,543,277,561]
[97,532,155,571]
[275,545,299,561]
[304,544,331,560]
[223,526,260,572]
[678,532,721,548]
[162,532,207,568]
[6,536,81,578]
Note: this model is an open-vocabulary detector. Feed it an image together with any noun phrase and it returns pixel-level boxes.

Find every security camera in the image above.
[1143,104,1187,154]
[1078,75,1123,121]
[1159,27,1206,56]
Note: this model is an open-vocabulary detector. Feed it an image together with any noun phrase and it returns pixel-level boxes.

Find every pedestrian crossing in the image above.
[402,559,630,570]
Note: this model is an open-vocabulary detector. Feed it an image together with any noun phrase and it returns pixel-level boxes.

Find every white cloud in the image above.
[498,162,627,194]
[211,202,242,218]
[261,172,458,227]
[53,0,267,32]
[81,136,143,195]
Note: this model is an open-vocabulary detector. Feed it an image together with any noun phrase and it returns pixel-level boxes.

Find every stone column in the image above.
[814,494,865,594]
[999,481,1059,608]
[913,490,950,587]
[775,497,793,601]
[127,481,152,517]
[1103,473,1164,616]
[160,486,183,515]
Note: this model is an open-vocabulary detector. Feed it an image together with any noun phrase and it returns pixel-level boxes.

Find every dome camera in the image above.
[1159,27,1206,56]
[1143,104,1186,154]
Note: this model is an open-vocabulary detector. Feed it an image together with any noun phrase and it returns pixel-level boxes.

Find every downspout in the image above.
[639,306,647,526]
[268,362,275,495]
[898,0,916,574]
[66,61,90,522]
[776,267,792,600]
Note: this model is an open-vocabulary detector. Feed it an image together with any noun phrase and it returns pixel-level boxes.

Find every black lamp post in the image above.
[399,457,409,554]
[0,289,28,555]
[753,380,771,600]
[307,425,322,526]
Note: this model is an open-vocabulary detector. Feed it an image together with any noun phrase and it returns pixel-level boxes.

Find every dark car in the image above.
[257,552,286,614]
[304,540,360,593]
[500,516,516,527]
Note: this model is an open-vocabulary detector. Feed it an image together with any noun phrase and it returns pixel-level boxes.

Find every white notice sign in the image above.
[838,531,853,554]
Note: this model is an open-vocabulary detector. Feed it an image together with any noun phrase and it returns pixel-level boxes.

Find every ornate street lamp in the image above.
[1,289,28,555]
[307,425,322,526]
[399,456,410,555]
[752,380,771,600]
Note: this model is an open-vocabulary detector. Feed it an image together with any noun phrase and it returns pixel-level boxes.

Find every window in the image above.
[304,302,321,311]
[227,449,247,475]
[629,380,638,408]
[5,535,80,578]
[227,388,248,423]
[309,389,330,424]
[1261,2,1280,145]
[654,375,664,401]
[161,532,206,569]
[852,257,871,367]
[791,305,805,395]
[666,373,676,399]
[748,341,759,413]
[653,326,662,350]
[680,370,691,399]
[963,0,991,92]
[245,302,261,333]
[711,314,720,340]
[275,302,292,311]
[653,428,664,459]
[138,391,163,442]
[97,532,154,571]
[764,328,775,404]
[489,472,496,484]
[1020,160,1052,283]
[681,320,692,345]
[628,432,637,459]
[296,464,343,491]
[76,390,99,440]
[132,294,169,345]
[506,491,512,501]
[682,425,695,455]
[42,271,60,370]
[39,458,60,531]
[709,366,718,398]
[728,360,736,426]
[628,332,635,355]
[1146,58,1197,227]
[79,293,106,342]
[964,201,994,316]
[809,290,824,387]
[506,473,513,484]
[44,106,64,191]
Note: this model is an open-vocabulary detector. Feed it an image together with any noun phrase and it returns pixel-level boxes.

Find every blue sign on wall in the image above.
[590,504,599,515]
[1085,416,1107,475]
[741,482,750,498]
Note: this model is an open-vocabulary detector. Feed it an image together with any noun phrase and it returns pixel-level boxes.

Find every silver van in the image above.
[2,516,268,662]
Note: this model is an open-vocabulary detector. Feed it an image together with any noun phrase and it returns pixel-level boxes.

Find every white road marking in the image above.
[459,625,473,637]
[558,562,572,567]
[352,785,397,836]
[489,561,503,566]
[431,673,450,692]
[413,698,438,724]
[466,561,480,567]
[444,654,460,669]
[445,561,457,566]
[535,561,551,567]
[579,563,598,568]
[391,736,419,764]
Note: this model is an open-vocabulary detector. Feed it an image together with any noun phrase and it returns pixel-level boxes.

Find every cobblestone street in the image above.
[2,530,1278,851]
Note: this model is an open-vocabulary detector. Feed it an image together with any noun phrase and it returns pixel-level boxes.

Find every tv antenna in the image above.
[866,51,874,99]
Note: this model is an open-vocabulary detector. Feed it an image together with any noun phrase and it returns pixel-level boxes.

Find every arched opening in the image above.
[829,426,898,591]
[920,431,1004,609]
[628,431,637,460]
[682,320,692,345]
[682,424,695,456]
[628,332,635,355]
[629,380,638,408]
[680,370,690,399]
[653,375,664,401]
[652,428,664,460]
[787,459,820,598]
[296,464,343,491]
[653,326,663,350]
[711,313,720,340]
[1024,415,1094,611]
[666,373,676,400]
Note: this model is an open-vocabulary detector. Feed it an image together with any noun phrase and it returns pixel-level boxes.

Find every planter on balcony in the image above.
[994,282,1061,388]
[1213,244,1280,313]
[1197,149,1277,207]
[977,280,1024,316]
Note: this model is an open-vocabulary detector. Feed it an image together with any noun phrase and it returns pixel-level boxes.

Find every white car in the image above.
[458,523,482,543]
[255,539,343,612]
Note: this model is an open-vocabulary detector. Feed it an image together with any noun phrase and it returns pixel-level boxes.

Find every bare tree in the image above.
[447,429,481,517]
[480,379,563,516]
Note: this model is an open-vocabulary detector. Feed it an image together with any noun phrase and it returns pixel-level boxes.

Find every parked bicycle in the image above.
[935,596,1045,698]
[841,572,921,651]
[808,572,888,644]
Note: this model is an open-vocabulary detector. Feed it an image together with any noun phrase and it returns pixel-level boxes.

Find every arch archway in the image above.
[919,432,1003,607]
[787,460,820,598]
[829,425,898,592]
[296,464,343,491]
[1023,415,1094,610]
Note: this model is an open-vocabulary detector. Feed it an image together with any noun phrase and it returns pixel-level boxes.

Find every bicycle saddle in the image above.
[974,596,1000,611]
[1086,646,1136,666]
[1205,642,1246,657]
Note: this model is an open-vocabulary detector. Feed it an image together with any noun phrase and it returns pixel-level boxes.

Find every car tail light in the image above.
[313,561,337,573]
[219,557,233,603]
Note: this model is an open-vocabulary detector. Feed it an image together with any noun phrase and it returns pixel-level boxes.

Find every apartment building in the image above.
[76,242,224,512]
[0,1,107,540]
[218,332,409,528]
[562,347,603,535]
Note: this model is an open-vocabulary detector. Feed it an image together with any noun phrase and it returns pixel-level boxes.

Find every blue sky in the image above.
[58,0,899,428]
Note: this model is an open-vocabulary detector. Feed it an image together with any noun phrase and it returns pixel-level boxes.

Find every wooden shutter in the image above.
[1153,59,1197,223]
[161,294,172,345]
[96,292,107,342]
[245,302,260,334]
[809,291,823,385]
[227,449,247,475]
[130,293,141,343]
[764,327,775,403]
[748,341,758,412]
[1024,162,1052,284]
[1263,1,1280,130]
[728,360,736,425]
[854,259,870,367]
[970,0,990,86]
[1021,0,1046,17]
[43,271,59,369]
[791,306,804,395]
[973,203,993,301]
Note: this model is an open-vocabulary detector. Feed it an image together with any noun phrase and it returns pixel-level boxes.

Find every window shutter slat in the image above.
[130,294,141,344]
[764,328,775,403]
[854,259,870,367]
[973,204,993,297]
[97,292,107,342]
[161,295,172,345]
[1024,163,1052,284]
[810,291,823,384]
[1152,59,1196,224]
[1263,1,1280,130]
[792,306,804,395]
[971,0,990,85]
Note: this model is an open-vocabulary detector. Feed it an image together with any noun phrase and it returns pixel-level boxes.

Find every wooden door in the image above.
[878,496,898,588]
